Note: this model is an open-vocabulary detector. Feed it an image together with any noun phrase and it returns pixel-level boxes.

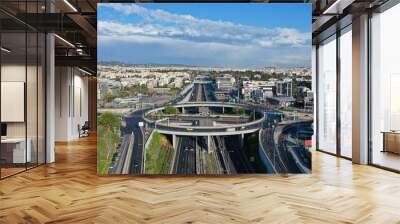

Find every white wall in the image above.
[1,65,28,139]
[54,67,89,141]
[1,63,46,164]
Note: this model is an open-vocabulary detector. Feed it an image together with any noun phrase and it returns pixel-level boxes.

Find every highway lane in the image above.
[123,82,197,175]
[197,83,204,101]
[122,110,145,174]
[108,134,130,174]
[175,136,196,174]
[195,136,205,174]
[274,122,311,173]
[275,133,301,173]
[214,136,236,174]
[191,83,200,101]
[260,118,313,173]
[260,125,288,173]
[115,82,198,174]
[279,123,312,173]
[224,136,253,173]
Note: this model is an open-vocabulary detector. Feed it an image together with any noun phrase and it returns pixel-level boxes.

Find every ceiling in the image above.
[0,0,98,74]
[1,0,394,72]
[311,0,390,43]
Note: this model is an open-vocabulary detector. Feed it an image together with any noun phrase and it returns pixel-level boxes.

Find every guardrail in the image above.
[258,129,278,174]
[170,136,181,174]
[122,132,134,174]
[142,129,155,173]
[143,102,261,116]
[154,120,264,132]
[216,136,236,174]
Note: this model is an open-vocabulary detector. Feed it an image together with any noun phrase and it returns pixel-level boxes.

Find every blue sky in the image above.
[98,3,311,68]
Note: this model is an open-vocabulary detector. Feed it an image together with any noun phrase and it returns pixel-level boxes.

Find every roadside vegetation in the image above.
[117,84,150,97]
[102,85,150,103]
[244,132,267,173]
[101,85,183,103]
[97,112,121,174]
[145,132,175,174]
[163,106,179,115]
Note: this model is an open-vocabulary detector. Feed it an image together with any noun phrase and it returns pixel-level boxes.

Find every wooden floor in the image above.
[372,150,400,171]
[1,136,400,224]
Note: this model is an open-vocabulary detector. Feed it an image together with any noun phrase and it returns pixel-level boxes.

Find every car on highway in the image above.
[184,147,194,151]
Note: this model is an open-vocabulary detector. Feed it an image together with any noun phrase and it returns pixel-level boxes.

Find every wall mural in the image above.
[97,3,313,175]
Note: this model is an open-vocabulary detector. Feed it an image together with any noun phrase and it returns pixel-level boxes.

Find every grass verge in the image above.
[145,132,174,174]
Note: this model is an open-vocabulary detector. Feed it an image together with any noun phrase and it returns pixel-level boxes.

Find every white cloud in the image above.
[98,3,310,48]
[97,3,311,67]
[99,32,309,67]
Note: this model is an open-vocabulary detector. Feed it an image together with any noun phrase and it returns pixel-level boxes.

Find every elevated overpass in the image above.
[143,102,265,136]
[143,101,265,152]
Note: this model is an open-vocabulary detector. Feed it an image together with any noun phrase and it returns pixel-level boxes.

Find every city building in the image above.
[216,74,235,90]
[214,90,230,101]
[275,79,292,97]
[304,90,314,111]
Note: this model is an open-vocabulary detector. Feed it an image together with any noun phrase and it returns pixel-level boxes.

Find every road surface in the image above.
[121,110,145,174]
[175,136,196,174]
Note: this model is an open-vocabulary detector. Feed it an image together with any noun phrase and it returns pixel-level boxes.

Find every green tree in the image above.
[140,84,149,94]
[164,106,178,115]
[97,112,121,131]
[238,108,246,115]
[103,92,115,103]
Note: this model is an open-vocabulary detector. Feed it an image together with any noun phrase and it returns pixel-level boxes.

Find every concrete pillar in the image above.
[46,25,55,163]
[239,133,244,149]
[207,135,212,153]
[222,107,225,114]
[182,107,185,114]
[195,136,197,151]
[352,14,369,164]
[172,134,177,150]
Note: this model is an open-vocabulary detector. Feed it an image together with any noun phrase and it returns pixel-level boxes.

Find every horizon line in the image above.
[98,61,311,69]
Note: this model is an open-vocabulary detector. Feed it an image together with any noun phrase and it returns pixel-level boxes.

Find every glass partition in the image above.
[0,1,46,179]
[370,3,400,171]
[317,35,337,154]
[27,31,38,169]
[1,30,28,177]
[38,32,45,165]
[339,26,352,158]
